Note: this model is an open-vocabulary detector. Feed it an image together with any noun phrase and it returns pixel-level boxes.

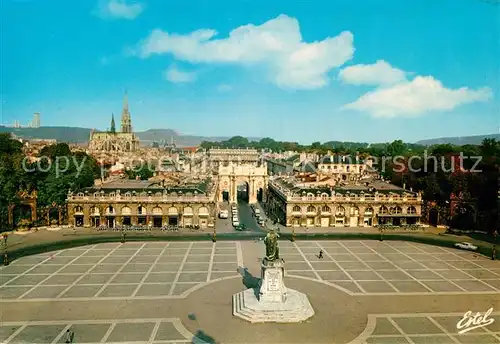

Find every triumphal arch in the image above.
[217,163,268,204]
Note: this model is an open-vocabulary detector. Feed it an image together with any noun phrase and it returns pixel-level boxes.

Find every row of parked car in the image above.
[250,204,265,226]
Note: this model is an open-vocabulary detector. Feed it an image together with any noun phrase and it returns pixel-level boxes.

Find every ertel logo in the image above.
[456,307,495,334]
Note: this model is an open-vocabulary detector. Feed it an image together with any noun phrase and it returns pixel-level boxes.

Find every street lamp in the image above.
[2,233,9,266]
[493,230,498,261]
[379,227,384,242]
[121,228,126,244]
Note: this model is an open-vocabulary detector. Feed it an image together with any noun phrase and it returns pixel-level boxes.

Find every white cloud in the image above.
[338,60,407,86]
[136,14,355,89]
[164,65,196,83]
[342,76,493,118]
[95,0,144,20]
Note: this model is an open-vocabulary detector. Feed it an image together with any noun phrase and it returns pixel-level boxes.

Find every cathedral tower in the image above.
[120,90,132,133]
[110,113,116,133]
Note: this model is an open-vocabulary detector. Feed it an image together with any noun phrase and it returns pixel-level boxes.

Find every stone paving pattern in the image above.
[363,313,500,344]
[1,242,241,300]
[1,240,499,343]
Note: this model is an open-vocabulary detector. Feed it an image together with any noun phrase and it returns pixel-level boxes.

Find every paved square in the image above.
[280,240,500,295]
[0,240,499,343]
[362,313,500,344]
[0,242,242,300]
[0,319,194,343]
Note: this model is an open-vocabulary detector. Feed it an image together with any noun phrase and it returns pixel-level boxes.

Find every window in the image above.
[395,206,402,214]
[293,205,301,212]
[321,205,331,213]
[336,206,345,215]
[407,206,417,214]
[307,193,314,200]
[307,205,316,213]
[138,206,145,215]
[321,193,329,200]
[379,206,389,214]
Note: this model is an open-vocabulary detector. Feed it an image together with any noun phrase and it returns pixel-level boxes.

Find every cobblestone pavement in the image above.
[1,240,499,343]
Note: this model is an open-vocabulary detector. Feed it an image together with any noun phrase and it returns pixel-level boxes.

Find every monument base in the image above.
[233,287,314,323]
[232,258,314,323]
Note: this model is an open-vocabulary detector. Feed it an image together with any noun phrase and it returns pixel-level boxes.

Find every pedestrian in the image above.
[65,329,74,343]
[318,250,323,259]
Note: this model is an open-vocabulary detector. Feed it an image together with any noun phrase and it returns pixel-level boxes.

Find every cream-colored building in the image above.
[67,178,217,229]
[208,148,260,170]
[217,163,268,203]
[266,176,422,228]
[316,155,373,182]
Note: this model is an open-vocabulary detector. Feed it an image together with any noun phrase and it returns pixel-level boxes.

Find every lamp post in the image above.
[379,227,384,242]
[120,228,126,244]
[2,233,9,266]
[212,229,216,242]
[291,228,295,242]
[493,230,498,261]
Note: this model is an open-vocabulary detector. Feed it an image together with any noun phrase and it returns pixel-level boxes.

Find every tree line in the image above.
[200,136,426,156]
[0,133,100,229]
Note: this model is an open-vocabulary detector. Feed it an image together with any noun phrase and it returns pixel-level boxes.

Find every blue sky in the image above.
[1,0,499,143]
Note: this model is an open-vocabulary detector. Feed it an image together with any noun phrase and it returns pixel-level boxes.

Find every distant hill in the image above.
[0,126,260,146]
[0,126,92,143]
[416,134,500,146]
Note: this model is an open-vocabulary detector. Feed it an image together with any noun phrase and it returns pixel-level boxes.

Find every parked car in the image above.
[219,210,229,219]
[236,224,248,231]
[258,218,265,226]
[454,242,478,251]
[232,220,240,227]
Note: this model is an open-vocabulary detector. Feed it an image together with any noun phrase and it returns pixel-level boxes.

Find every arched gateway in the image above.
[217,164,268,204]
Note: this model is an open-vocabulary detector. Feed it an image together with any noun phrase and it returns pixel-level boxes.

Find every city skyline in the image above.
[2,0,499,143]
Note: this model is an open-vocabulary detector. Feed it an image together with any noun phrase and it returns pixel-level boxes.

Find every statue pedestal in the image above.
[232,258,314,323]
[259,258,287,303]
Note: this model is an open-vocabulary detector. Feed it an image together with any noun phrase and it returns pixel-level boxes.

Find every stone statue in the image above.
[264,229,279,261]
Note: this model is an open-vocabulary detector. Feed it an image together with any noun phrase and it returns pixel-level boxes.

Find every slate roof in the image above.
[84,178,212,195]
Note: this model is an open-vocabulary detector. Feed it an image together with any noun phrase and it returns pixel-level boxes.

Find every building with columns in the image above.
[208,148,260,170]
[266,176,422,227]
[67,178,217,228]
[217,163,268,204]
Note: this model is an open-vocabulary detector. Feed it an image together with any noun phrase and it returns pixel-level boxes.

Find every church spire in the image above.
[123,89,128,111]
[110,113,116,133]
[120,90,132,133]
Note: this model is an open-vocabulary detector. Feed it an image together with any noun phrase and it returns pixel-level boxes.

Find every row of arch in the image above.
[75,205,210,216]
[297,192,414,200]
[291,205,418,215]
[78,190,201,198]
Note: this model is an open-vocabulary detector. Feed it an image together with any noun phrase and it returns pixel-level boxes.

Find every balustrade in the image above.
[68,194,212,202]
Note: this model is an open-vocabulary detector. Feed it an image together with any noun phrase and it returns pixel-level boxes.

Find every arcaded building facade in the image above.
[266,176,422,228]
[67,178,217,229]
